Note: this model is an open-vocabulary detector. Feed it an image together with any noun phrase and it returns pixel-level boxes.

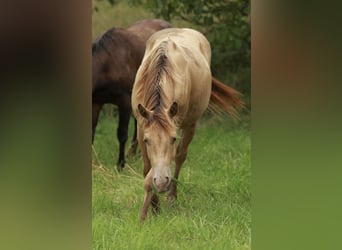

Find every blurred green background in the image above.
[93,0,250,107]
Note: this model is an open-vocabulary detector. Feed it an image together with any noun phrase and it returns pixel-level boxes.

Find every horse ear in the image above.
[138,104,151,120]
[168,102,178,118]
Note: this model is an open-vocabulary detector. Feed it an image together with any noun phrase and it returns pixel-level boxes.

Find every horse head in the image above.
[138,102,178,192]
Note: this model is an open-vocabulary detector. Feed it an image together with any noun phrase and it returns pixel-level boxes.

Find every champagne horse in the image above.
[131,28,243,220]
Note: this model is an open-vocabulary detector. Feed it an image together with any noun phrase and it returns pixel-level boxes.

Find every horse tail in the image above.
[209,76,244,120]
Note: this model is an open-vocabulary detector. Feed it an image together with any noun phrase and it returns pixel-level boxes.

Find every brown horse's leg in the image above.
[127,118,138,158]
[92,103,103,143]
[117,102,131,170]
[167,124,196,205]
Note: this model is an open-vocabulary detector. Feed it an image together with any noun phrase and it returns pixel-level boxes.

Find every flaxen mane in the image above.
[136,41,177,130]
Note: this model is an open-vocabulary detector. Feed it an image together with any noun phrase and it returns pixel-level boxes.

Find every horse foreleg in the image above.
[138,126,158,220]
[92,103,103,143]
[167,124,196,205]
[138,126,151,177]
[140,169,153,221]
[117,105,130,170]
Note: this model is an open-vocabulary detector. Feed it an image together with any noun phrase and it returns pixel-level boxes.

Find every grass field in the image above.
[92,2,250,249]
[92,112,250,249]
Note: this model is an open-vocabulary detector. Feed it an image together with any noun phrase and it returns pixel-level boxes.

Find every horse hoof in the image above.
[116,160,125,171]
[140,214,147,222]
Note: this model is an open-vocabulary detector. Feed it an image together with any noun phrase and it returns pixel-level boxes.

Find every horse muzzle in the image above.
[153,175,171,193]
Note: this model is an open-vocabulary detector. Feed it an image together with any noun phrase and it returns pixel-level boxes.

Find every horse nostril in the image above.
[165,176,169,182]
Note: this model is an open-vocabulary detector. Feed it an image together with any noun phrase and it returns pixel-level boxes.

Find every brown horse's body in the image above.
[92,19,172,170]
[132,28,243,220]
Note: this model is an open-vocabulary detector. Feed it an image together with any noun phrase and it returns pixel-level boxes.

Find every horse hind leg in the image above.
[127,118,138,158]
[116,105,130,171]
[167,124,196,205]
[92,103,103,143]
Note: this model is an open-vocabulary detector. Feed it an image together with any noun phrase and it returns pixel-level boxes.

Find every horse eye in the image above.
[171,137,177,144]
[143,138,149,144]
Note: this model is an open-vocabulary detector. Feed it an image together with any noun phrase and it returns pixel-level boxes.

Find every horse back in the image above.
[92,28,143,95]
[133,28,212,127]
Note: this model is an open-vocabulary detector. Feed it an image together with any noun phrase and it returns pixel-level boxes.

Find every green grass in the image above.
[92,112,250,249]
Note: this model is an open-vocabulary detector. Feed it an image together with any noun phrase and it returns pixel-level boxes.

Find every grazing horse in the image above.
[92,19,172,170]
[131,28,243,220]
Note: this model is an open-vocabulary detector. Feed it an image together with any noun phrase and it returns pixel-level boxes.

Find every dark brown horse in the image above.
[92,19,172,170]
